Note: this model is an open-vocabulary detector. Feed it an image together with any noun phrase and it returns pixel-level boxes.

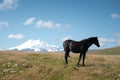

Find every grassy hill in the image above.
[0,47,120,80]
[90,46,120,55]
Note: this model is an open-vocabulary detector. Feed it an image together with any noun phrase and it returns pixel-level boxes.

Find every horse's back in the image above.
[63,39,72,44]
[63,40,80,53]
[69,41,82,53]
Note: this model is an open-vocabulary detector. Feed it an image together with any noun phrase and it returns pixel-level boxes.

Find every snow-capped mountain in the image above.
[8,39,63,52]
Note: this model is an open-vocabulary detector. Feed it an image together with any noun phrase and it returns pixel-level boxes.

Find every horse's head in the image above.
[93,37,100,47]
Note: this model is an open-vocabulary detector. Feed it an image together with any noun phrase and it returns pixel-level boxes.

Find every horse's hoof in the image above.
[65,63,68,64]
[76,64,80,67]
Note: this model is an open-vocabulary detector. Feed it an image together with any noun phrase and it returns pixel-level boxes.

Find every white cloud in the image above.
[99,37,120,47]
[99,38,115,46]
[114,32,120,37]
[99,42,104,46]
[118,39,120,45]
[0,21,9,28]
[99,38,116,43]
[0,0,19,10]
[7,33,24,39]
[111,13,120,19]
[23,17,71,29]
[36,20,63,28]
[61,35,72,42]
[23,17,36,26]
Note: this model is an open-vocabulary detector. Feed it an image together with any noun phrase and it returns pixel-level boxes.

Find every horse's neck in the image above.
[79,39,94,48]
[86,40,93,48]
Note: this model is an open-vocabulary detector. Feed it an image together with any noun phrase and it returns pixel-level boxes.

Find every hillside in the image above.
[90,46,120,55]
[0,49,120,80]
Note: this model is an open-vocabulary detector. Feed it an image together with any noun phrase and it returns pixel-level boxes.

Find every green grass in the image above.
[0,49,120,80]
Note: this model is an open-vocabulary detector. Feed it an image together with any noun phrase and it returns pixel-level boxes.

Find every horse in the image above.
[63,37,100,66]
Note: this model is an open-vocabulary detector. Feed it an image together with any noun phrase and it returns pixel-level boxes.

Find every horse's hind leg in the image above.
[64,50,70,64]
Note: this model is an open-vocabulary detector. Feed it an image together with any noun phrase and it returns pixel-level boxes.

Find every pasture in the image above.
[0,49,120,80]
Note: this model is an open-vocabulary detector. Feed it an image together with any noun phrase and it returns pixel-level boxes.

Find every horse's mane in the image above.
[80,37,97,42]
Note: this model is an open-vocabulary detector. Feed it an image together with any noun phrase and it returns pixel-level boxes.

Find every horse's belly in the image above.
[70,46,80,53]
[71,50,80,53]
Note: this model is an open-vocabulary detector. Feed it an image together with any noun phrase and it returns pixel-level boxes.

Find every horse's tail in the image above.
[63,39,72,58]
[63,39,72,50]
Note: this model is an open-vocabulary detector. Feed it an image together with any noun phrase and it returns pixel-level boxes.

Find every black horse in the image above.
[63,37,100,66]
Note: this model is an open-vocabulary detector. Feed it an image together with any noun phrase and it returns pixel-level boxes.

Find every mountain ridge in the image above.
[8,39,63,52]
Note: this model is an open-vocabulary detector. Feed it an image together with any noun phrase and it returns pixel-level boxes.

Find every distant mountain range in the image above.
[8,39,63,52]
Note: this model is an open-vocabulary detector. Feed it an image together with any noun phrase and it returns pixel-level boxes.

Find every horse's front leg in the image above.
[82,52,86,66]
[77,53,82,66]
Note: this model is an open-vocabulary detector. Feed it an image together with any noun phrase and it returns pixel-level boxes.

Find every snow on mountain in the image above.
[8,39,63,52]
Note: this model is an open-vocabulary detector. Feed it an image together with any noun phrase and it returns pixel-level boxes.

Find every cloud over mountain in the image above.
[61,35,72,42]
[7,33,24,39]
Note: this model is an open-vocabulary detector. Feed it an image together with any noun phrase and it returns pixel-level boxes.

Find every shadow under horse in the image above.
[63,37,100,66]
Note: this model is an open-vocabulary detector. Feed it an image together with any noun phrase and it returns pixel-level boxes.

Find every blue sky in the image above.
[0,0,120,49]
